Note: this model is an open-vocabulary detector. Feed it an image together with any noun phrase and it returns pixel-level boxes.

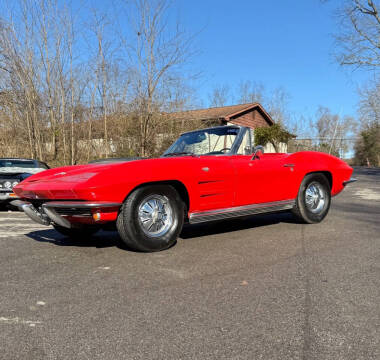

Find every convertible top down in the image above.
[12,125,356,252]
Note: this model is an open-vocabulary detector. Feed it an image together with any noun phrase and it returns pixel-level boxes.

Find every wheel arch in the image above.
[305,170,333,190]
[126,180,190,213]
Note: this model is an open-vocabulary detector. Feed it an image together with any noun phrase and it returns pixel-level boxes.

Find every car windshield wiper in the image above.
[162,152,196,157]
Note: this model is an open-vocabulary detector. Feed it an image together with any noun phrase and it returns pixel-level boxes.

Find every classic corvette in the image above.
[12,126,356,252]
[0,158,49,204]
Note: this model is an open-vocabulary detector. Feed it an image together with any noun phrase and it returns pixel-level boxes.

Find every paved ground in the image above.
[0,167,379,360]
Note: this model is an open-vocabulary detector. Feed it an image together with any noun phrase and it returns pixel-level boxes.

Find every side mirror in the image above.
[244,146,251,155]
[251,145,264,160]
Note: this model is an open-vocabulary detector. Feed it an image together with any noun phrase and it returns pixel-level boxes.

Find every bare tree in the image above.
[267,87,291,125]
[314,106,357,155]
[358,77,380,125]
[0,2,43,159]
[236,81,293,129]
[0,0,198,163]
[334,0,380,69]
[93,12,111,159]
[237,80,265,104]
[0,0,81,164]
[324,0,380,161]
[122,0,196,156]
[208,84,232,107]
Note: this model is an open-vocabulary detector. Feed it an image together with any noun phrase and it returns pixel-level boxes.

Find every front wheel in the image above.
[292,173,331,224]
[116,185,184,252]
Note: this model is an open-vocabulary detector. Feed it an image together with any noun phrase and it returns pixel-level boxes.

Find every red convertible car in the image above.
[12,126,356,252]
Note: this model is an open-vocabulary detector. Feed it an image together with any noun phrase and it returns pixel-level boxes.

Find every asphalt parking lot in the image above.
[0,167,379,360]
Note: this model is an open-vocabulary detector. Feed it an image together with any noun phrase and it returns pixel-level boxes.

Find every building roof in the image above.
[168,103,274,125]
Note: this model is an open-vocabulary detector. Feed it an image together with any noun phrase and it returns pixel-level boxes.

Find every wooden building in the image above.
[170,103,287,152]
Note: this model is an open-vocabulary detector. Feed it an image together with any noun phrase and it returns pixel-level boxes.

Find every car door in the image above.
[232,153,297,206]
[195,156,235,211]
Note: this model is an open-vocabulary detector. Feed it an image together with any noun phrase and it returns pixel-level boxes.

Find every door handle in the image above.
[283,164,295,167]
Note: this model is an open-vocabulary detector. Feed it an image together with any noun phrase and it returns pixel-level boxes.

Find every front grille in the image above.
[29,200,49,209]
[54,208,92,217]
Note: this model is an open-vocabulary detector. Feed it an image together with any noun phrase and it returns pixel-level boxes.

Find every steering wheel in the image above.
[219,147,231,153]
[205,148,231,155]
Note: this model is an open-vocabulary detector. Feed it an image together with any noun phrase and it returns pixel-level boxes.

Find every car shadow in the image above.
[25,212,298,250]
[26,229,124,249]
[180,211,298,239]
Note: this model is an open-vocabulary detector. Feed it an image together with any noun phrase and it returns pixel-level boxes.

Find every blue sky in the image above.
[0,0,373,126]
[176,0,373,122]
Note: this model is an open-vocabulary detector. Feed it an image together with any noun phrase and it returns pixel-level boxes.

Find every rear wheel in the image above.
[117,185,184,252]
[292,173,331,224]
[53,225,99,239]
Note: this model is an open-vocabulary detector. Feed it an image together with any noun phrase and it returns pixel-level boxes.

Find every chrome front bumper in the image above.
[10,200,121,228]
[11,200,51,225]
[343,178,358,186]
[0,191,18,201]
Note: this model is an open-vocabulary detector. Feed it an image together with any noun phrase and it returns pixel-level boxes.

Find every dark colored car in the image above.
[0,158,49,204]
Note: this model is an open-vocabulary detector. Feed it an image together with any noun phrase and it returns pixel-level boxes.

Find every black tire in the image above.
[116,185,184,252]
[53,225,99,239]
[292,173,331,224]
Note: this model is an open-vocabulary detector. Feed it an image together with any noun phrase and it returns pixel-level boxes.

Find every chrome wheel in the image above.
[138,195,174,237]
[305,182,326,214]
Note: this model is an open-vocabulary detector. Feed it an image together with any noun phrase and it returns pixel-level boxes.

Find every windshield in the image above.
[163,127,241,156]
[0,160,36,168]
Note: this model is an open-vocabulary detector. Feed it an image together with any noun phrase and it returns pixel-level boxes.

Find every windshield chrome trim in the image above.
[179,125,241,136]
[230,126,248,155]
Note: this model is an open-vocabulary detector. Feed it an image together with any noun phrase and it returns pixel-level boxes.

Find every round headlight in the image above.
[4,181,12,189]
[12,181,19,188]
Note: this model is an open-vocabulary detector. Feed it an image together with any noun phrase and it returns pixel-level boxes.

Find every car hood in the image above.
[20,162,137,183]
[13,156,195,201]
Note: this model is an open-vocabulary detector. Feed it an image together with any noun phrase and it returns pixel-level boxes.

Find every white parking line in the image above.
[0,217,32,221]
[0,316,42,327]
[1,215,27,217]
